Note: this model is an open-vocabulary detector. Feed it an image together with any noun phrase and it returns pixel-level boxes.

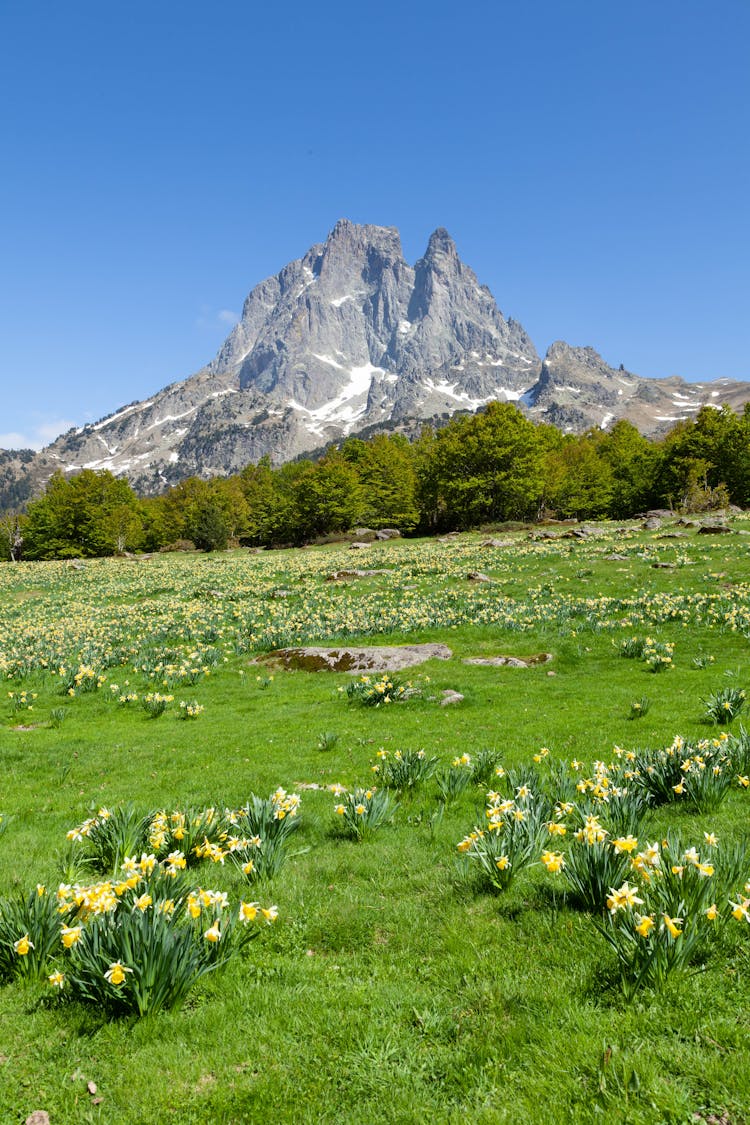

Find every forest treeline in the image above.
[3,402,749,560]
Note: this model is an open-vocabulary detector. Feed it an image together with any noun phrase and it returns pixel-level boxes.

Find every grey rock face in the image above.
[32,219,542,491]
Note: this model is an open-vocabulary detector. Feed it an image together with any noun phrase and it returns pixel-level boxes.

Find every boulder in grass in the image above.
[440,690,464,706]
[698,523,732,535]
[258,643,452,673]
[463,653,553,668]
[375,528,401,540]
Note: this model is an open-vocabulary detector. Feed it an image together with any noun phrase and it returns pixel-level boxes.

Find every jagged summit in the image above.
[8,219,750,499]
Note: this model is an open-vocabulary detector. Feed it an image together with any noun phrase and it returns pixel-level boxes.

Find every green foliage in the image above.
[416,402,546,529]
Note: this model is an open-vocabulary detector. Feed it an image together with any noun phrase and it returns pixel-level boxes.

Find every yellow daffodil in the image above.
[60,925,82,948]
[730,897,750,923]
[104,961,133,986]
[662,913,683,939]
[541,850,564,874]
[606,882,643,914]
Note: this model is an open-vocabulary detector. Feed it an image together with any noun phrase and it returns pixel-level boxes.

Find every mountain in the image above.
[4,219,750,502]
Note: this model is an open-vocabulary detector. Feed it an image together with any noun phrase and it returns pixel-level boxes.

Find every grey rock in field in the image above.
[605,552,629,560]
[326,568,388,580]
[463,653,553,668]
[375,528,401,540]
[481,538,515,547]
[698,522,732,534]
[349,541,371,550]
[466,571,492,582]
[258,643,452,672]
[440,689,464,706]
[350,528,378,541]
[643,517,662,530]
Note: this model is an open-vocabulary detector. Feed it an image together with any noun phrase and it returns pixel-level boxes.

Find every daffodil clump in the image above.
[62,663,107,696]
[0,885,61,981]
[435,754,474,803]
[178,699,204,719]
[0,840,279,1015]
[628,696,650,720]
[345,674,418,707]
[141,691,174,718]
[595,833,750,995]
[630,733,741,812]
[223,789,303,881]
[457,784,552,892]
[109,682,139,705]
[7,689,37,714]
[703,685,747,725]
[332,786,398,841]
[60,874,277,1016]
[372,747,438,792]
[560,812,638,912]
[618,635,674,672]
[642,638,675,673]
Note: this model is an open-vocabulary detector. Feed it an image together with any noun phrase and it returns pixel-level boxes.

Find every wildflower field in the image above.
[2,520,750,1123]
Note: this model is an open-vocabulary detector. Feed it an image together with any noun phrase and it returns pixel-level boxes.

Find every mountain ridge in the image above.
[3,219,750,505]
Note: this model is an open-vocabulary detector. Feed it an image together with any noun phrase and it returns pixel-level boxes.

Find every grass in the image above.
[1,521,750,1121]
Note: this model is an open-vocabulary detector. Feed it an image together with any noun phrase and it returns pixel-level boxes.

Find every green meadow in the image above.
[1,522,750,1124]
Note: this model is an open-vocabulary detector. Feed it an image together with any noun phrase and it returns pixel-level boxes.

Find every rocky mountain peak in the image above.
[424,227,458,261]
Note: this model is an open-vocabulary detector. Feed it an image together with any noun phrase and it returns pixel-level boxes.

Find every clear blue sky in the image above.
[1,0,748,449]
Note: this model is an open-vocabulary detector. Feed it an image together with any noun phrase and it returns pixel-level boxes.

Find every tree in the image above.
[342,434,419,529]
[23,470,143,559]
[294,452,365,538]
[544,434,614,520]
[418,403,545,530]
[0,513,24,561]
[597,420,661,517]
